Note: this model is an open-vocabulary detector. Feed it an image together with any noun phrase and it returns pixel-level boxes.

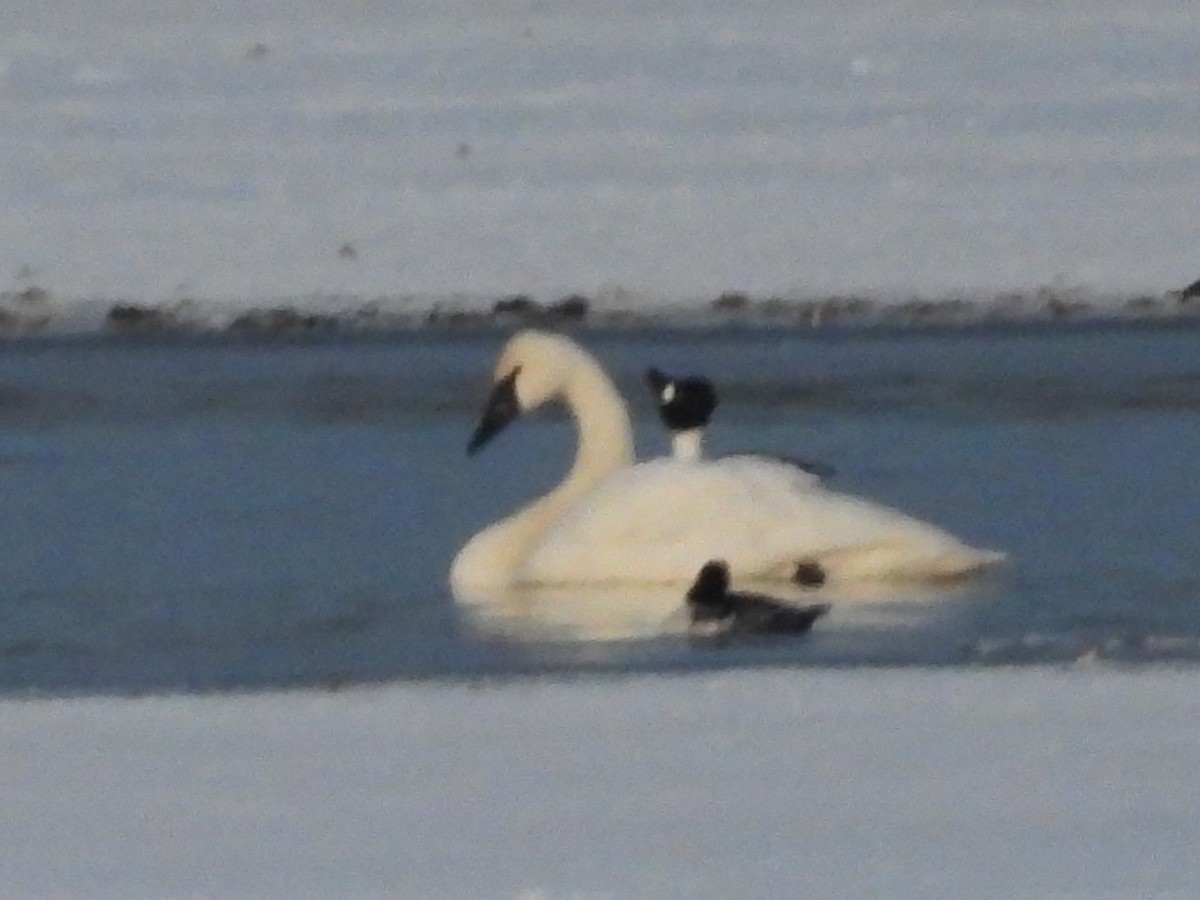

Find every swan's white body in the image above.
[451,330,1004,590]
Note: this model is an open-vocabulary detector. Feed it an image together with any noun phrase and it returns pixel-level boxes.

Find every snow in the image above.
[1,1,1198,312]
[4,668,1200,898]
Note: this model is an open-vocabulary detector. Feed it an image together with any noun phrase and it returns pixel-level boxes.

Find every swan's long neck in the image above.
[514,349,636,541]
[451,340,635,590]
[560,348,636,492]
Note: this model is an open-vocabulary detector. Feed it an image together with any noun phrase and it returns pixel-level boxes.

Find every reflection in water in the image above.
[453,582,689,641]
[452,577,985,643]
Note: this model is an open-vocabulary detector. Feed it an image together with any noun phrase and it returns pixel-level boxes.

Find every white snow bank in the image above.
[4,668,1199,898]
[0,1,1198,309]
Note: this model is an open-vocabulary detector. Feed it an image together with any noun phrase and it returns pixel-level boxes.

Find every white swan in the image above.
[451,329,1004,590]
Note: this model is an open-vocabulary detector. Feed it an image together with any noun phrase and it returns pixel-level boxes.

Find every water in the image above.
[1,322,1199,695]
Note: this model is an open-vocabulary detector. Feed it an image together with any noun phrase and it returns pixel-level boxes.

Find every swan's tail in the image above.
[812,541,1007,585]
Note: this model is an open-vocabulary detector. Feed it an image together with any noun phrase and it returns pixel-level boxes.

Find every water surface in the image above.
[1,322,1198,694]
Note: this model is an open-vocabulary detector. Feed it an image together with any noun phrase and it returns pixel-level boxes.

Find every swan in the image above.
[451,329,1005,590]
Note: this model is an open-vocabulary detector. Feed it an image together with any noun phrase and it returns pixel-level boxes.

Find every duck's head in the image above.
[468,330,582,454]
[686,560,734,620]
[645,367,718,433]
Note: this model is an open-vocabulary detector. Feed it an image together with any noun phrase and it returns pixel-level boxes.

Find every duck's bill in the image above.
[467,368,521,455]
[645,366,670,393]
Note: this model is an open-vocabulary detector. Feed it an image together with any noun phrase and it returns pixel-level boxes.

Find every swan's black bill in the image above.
[467,367,522,455]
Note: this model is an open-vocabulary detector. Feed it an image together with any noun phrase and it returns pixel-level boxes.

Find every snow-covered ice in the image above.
[4,669,1200,898]
[1,0,1198,314]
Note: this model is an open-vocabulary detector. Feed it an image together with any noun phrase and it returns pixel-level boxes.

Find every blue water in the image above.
[2,322,1199,695]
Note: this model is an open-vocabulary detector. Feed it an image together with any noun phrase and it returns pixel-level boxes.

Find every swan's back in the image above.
[519,455,1002,586]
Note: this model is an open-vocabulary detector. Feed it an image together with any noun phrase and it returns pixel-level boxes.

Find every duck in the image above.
[450,329,1005,590]
[644,365,835,478]
[645,366,717,461]
[686,560,830,637]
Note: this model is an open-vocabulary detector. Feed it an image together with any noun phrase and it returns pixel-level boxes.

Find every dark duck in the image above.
[686,560,831,638]
[645,366,717,461]
[645,365,835,478]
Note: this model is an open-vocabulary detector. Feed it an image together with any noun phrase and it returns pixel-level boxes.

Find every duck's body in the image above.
[687,560,830,637]
[451,330,1004,591]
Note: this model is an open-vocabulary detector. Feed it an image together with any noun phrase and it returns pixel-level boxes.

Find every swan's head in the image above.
[467,330,580,455]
